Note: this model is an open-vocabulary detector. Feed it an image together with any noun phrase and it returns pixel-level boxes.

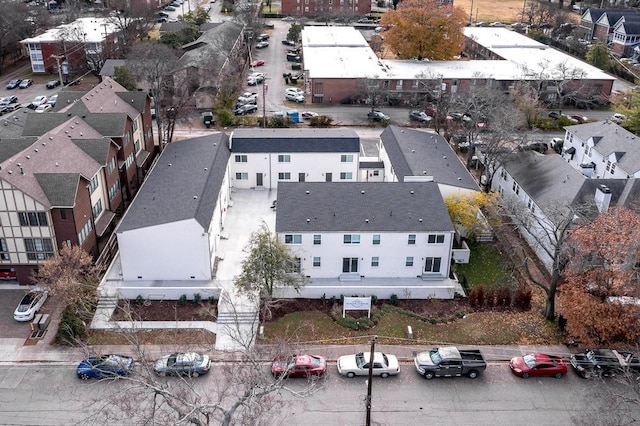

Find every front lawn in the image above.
[453,242,516,289]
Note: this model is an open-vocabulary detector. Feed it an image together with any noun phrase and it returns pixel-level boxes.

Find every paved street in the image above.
[0,362,636,425]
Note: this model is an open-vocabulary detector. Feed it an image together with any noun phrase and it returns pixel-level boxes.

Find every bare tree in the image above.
[355,76,391,112]
[500,196,595,321]
[572,371,640,425]
[523,58,589,110]
[126,42,181,148]
[107,0,157,56]
[0,3,38,74]
[413,71,450,134]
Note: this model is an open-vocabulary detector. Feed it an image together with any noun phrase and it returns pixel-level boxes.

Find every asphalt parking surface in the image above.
[0,289,42,339]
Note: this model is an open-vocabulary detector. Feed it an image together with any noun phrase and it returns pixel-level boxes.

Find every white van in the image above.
[611,113,626,123]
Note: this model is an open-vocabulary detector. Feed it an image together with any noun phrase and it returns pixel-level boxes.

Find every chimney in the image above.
[595,184,612,212]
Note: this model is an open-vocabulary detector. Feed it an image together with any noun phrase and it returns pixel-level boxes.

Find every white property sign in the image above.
[343,297,372,318]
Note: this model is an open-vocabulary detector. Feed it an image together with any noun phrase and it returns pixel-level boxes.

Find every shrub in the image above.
[216,109,234,127]
[309,115,334,127]
[496,285,512,307]
[135,295,144,306]
[371,295,378,305]
[193,293,202,305]
[55,304,88,345]
[389,294,398,305]
[513,284,533,310]
[178,294,188,306]
[485,286,496,308]
[340,294,344,304]
[468,285,485,308]
[320,293,326,304]
[268,116,290,128]
[208,296,217,305]
[329,295,336,306]
[331,304,381,330]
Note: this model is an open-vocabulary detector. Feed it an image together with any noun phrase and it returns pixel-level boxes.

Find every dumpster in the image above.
[202,111,214,128]
[287,111,300,123]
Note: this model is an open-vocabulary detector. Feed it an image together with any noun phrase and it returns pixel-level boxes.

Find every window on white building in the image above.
[343,234,360,244]
[235,155,247,163]
[424,257,442,272]
[408,234,416,245]
[341,154,354,162]
[278,172,291,180]
[278,154,291,163]
[427,234,445,244]
[313,234,321,245]
[372,234,380,245]
[313,257,321,267]
[284,234,302,244]
[235,172,248,180]
[405,256,414,267]
[340,172,353,180]
[371,256,379,267]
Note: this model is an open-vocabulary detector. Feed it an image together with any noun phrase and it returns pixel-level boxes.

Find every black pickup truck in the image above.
[414,346,487,379]
[570,349,640,378]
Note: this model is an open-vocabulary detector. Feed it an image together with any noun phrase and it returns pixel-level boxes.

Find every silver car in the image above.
[154,352,211,377]
[337,352,400,378]
[14,288,48,322]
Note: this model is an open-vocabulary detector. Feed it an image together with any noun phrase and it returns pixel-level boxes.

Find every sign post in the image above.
[343,296,372,318]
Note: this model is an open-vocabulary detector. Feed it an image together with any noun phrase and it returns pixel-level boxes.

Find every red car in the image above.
[509,353,568,378]
[271,354,327,378]
[251,60,265,67]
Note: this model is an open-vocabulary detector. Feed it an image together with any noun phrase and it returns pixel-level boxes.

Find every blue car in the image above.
[77,354,134,380]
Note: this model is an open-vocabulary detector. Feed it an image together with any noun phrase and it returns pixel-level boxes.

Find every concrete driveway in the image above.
[0,289,37,339]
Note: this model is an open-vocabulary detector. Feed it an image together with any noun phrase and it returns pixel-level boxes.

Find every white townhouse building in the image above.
[492,150,640,269]
[275,181,462,299]
[116,134,231,290]
[378,126,480,198]
[561,120,640,179]
[228,128,360,189]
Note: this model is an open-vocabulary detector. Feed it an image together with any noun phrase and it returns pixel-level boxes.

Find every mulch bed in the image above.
[111,300,217,322]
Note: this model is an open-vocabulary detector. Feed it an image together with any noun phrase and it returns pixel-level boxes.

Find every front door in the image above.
[326,172,332,182]
[299,173,305,182]
[256,173,263,187]
[342,257,358,273]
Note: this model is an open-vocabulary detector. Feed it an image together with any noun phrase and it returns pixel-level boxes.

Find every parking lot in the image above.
[0,289,38,339]
[0,68,64,112]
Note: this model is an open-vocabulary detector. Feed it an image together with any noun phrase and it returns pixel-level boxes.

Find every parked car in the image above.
[285,92,305,103]
[282,39,296,46]
[281,16,295,21]
[34,104,52,113]
[570,114,588,123]
[409,110,432,123]
[256,41,269,49]
[570,348,640,378]
[548,111,561,120]
[271,354,327,378]
[154,352,211,377]
[286,53,302,63]
[31,95,48,106]
[0,106,13,116]
[6,79,22,90]
[13,288,48,322]
[611,113,626,123]
[157,11,169,17]
[77,354,134,380]
[251,59,265,67]
[337,352,400,378]
[47,94,58,106]
[256,34,270,41]
[414,347,487,379]
[367,110,389,121]
[237,92,258,104]
[234,104,258,115]
[301,111,319,119]
[247,72,265,85]
[285,87,304,96]
[0,96,18,106]
[46,80,61,89]
[19,79,34,89]
[509,353,568,378]
[164,5,176,11]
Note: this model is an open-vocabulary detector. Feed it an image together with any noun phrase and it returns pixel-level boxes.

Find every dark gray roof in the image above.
[118,133,231,232]
[230,128,360,153]
[22,113,72,136]
[160,22,188,32]
[0,138,38,162]
[72,139,112,164]
[80,113,127,138]
[276,181,454,233]
[176,21,243,70]
[200,22,223,32]
[501,151,586,211]
[380,126,479,191]
[35,173,80,207]
[360,161,384,169]
[99,59,127,77]
[50,91,85,111]
[620,21,640,34]
[566,120,640,175]
[574,178,640,215]
[116,91,148,114]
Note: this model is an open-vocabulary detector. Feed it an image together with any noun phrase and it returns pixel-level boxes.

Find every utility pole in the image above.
[469,0,474,25]
[51,54,65,85]
[365,335,377,426]
[262,77,267,127]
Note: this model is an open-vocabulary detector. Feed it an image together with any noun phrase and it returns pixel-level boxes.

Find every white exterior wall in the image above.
[563,132,640,179]
[208,168,230,256]
[378,144,399,182]
[118,219,213,281]
[230,152,359,189]
[281,231,453,279]
[0,180,56,263]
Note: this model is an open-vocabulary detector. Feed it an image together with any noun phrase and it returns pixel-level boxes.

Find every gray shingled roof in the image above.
[380,126,479,191]
[175,21,243,71]
[22,113,72,137]
[99,59,127,77]
[230,128,360,153]
[621,21,640,34]
[501,151,586,212]
[275,181,454,233]
[35,173,80,207]
[117,91,148,114]
[0,138,38,162]
[566,120,640,175]
[72,139,112,164]
[574,178,640,216]
[80,113,128,138]
[117,133,231,232]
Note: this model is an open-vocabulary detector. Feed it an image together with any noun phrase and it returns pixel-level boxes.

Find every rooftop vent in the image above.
[306,218,310,223]
[361,190,365,194]
[305,190,310,194]
[193,196,198,199]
